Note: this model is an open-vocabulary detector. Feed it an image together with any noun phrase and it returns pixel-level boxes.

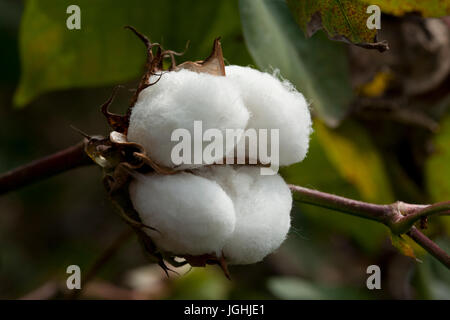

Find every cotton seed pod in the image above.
[127,69,249,169]
[225,65,313,167]
[129,172,236,257]
[197,165,292,265]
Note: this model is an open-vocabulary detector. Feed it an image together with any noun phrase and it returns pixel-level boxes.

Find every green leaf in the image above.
[287,0,386,50]
[239,0,353,127]
[315,120,394,204]
[15,0,251,107]
[287,0,449,51]
[360,0,450,17]
[390,233,419,260]
[268,277,369,299]
[426,113,450,202]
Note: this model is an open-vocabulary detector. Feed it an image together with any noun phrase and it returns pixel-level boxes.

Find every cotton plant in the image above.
[93,27,312,277]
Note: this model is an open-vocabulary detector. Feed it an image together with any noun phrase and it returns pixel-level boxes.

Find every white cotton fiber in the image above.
[126,64,310,266]
[197,166,292,265]
[129,172,236,256]
[225,65,312,166]
[127,69,249,169]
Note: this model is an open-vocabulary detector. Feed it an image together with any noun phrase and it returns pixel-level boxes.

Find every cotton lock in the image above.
[127,69,249,169]
[127,66,312,169]
[129,172,236,256]
[129,166,292,265]
[198,166,292,265]
[225,65,312,166]
[127,64,310,268]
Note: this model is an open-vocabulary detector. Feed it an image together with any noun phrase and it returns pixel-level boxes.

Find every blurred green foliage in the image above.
[268,276,370,299]
[240,0,352,127]
[14,0,251,107]
[281,124,388,254]
[426,114,450,203]
[170,268,232,300]
[314,121,394,203]
[415,238,450,299]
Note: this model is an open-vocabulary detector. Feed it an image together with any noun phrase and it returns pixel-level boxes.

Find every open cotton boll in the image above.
[127,69,249,169]
[197,166,292,265]
[129,172,236,256]
[225,65,312,166]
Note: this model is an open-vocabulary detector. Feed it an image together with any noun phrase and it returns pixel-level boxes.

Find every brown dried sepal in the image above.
[93,139,171,273]
[174,38,226,76]
[109,131,176,175]
[183,253,231,280]
[101,86,130,135]
[101,27,226,135]
[85,130,233,278]
[95,28,235,278]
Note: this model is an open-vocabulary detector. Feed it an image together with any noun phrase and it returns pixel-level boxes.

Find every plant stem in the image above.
[0,140,92,196]
[407,227,450,269]
[289,184,450,269]
[288,184,394,224]
[401,202,450,226]
[71,228,134,299]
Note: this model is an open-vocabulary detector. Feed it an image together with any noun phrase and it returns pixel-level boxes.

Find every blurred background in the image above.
[0,0,449,299]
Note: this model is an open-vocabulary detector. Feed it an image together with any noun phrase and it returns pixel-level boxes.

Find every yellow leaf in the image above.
[359,71,393,98]
[315,121,394,203]
[390,232,424,260]
[361,0,450,17]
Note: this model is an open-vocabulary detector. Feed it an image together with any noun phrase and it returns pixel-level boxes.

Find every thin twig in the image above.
[70,228,134,299]
[0,140,92,196]
[407,227,450,269]
[401,202,450,226]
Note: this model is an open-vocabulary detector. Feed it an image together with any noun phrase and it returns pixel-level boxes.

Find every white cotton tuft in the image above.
[197,166,292,265]
[225,65,313,166]
[129,172,236,256]
[127,69,249,169]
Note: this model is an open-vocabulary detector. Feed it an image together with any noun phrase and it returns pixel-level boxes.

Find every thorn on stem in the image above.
[69,125,91,140]
[101,86,129,134]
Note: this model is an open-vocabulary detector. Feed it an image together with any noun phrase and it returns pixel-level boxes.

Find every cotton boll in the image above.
[127,69,249,169]
[225,65,312,166]
[197,166,292,265]
[129,172,236,256]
